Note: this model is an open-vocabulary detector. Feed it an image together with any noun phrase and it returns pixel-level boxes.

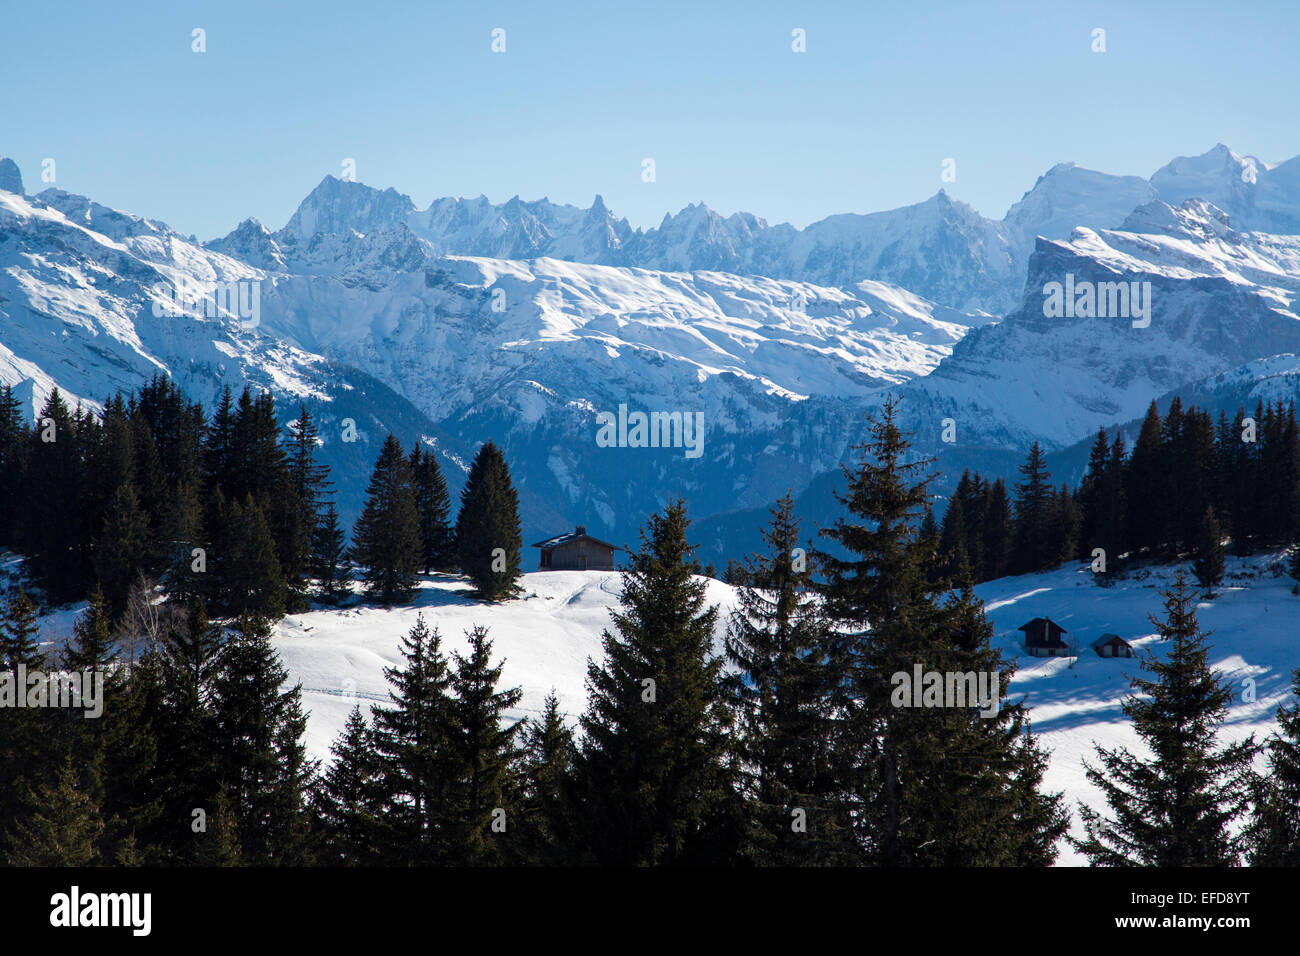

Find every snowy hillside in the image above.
[249,561,1294,866]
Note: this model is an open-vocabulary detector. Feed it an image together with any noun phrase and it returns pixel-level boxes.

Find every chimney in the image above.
[575,525,587,535]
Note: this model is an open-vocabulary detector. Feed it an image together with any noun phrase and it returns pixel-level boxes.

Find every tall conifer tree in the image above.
[454,441,523,600]
[447,625,523,865]
[725,492,840,863]
[1075,571,1258,865]
[409,444,456,574]
[571,500,741,865]
[371,614,458,864]
[350,435,422,605]
[1247,668,1300,865]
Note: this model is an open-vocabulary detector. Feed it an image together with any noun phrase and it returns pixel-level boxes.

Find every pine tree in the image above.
[0,590,43,669]
[1012,442,1054,573]
[136,373,206,491]
[813,397,936,862]
[571,499,741,865]
[287,405,331,530]
[285,405,331,603]
[1227,406,1259,554]
[1127,401,1165,555]
[371,615,460,864]
[127,410,168,567]
[22,389,84,598]
[409,444,456,573]
[938,484,972,582]
[315,705,386,865]
[1101,431,1129,572]
[4,756,104,866]
[725,492,838,864]
[814,397,1068,864]
[0,591,52,840]
[204,386,237,506]
[1247,668,1300,865]
[64,584,117,671]
[350,435,422,605]
[210,613,314,865]
[214,495,286,620]
[95,654,162,865]
[311,501,352,601]
[1159,397,1190,554]
[516,691,575,865]
[192,791,243,866]
[1192,506,1226,596]
[0,384,28,548]
[93,481,152,615]
[152,599,223,861]
[926,574,1070,865]
[1074,570,1258,865]
[982,478,1013,581]
[1052,484,1081,565]
[1079,429,1109,537]
[164,479,205,604]
[455,441,523,600]
[1078,427,1121,567]
[447,625,523,865]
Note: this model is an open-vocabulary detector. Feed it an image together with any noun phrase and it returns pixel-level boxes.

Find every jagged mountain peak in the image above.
[243,142,1300,318]
[207,217,288,272]
[282,174,417,241]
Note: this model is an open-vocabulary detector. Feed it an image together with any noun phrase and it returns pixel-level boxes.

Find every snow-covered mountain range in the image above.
[3,144,1300,560]
[898,197,1300,453]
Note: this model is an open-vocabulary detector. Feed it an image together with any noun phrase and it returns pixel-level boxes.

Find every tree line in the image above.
[0,378,528,625]
[2,396,1294,865]
[929,397,1300,592]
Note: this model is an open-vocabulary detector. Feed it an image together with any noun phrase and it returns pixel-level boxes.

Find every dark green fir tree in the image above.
[1074,571,1258,865]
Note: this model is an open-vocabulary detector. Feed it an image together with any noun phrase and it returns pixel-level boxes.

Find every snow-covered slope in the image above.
[270,571,738,761]
[253,559,1296,866]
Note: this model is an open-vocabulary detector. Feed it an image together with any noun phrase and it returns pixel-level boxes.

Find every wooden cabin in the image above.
[532,525,619,571]
[1018,617,1070,657]
[1091,634,1133,658]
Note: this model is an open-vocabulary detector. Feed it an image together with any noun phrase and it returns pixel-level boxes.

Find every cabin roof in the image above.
[1017,616,1068,634]
[531,526,620,551]
[1091,634,1131,648]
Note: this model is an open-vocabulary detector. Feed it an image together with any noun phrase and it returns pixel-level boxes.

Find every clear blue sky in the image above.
[3,0,1298,240]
